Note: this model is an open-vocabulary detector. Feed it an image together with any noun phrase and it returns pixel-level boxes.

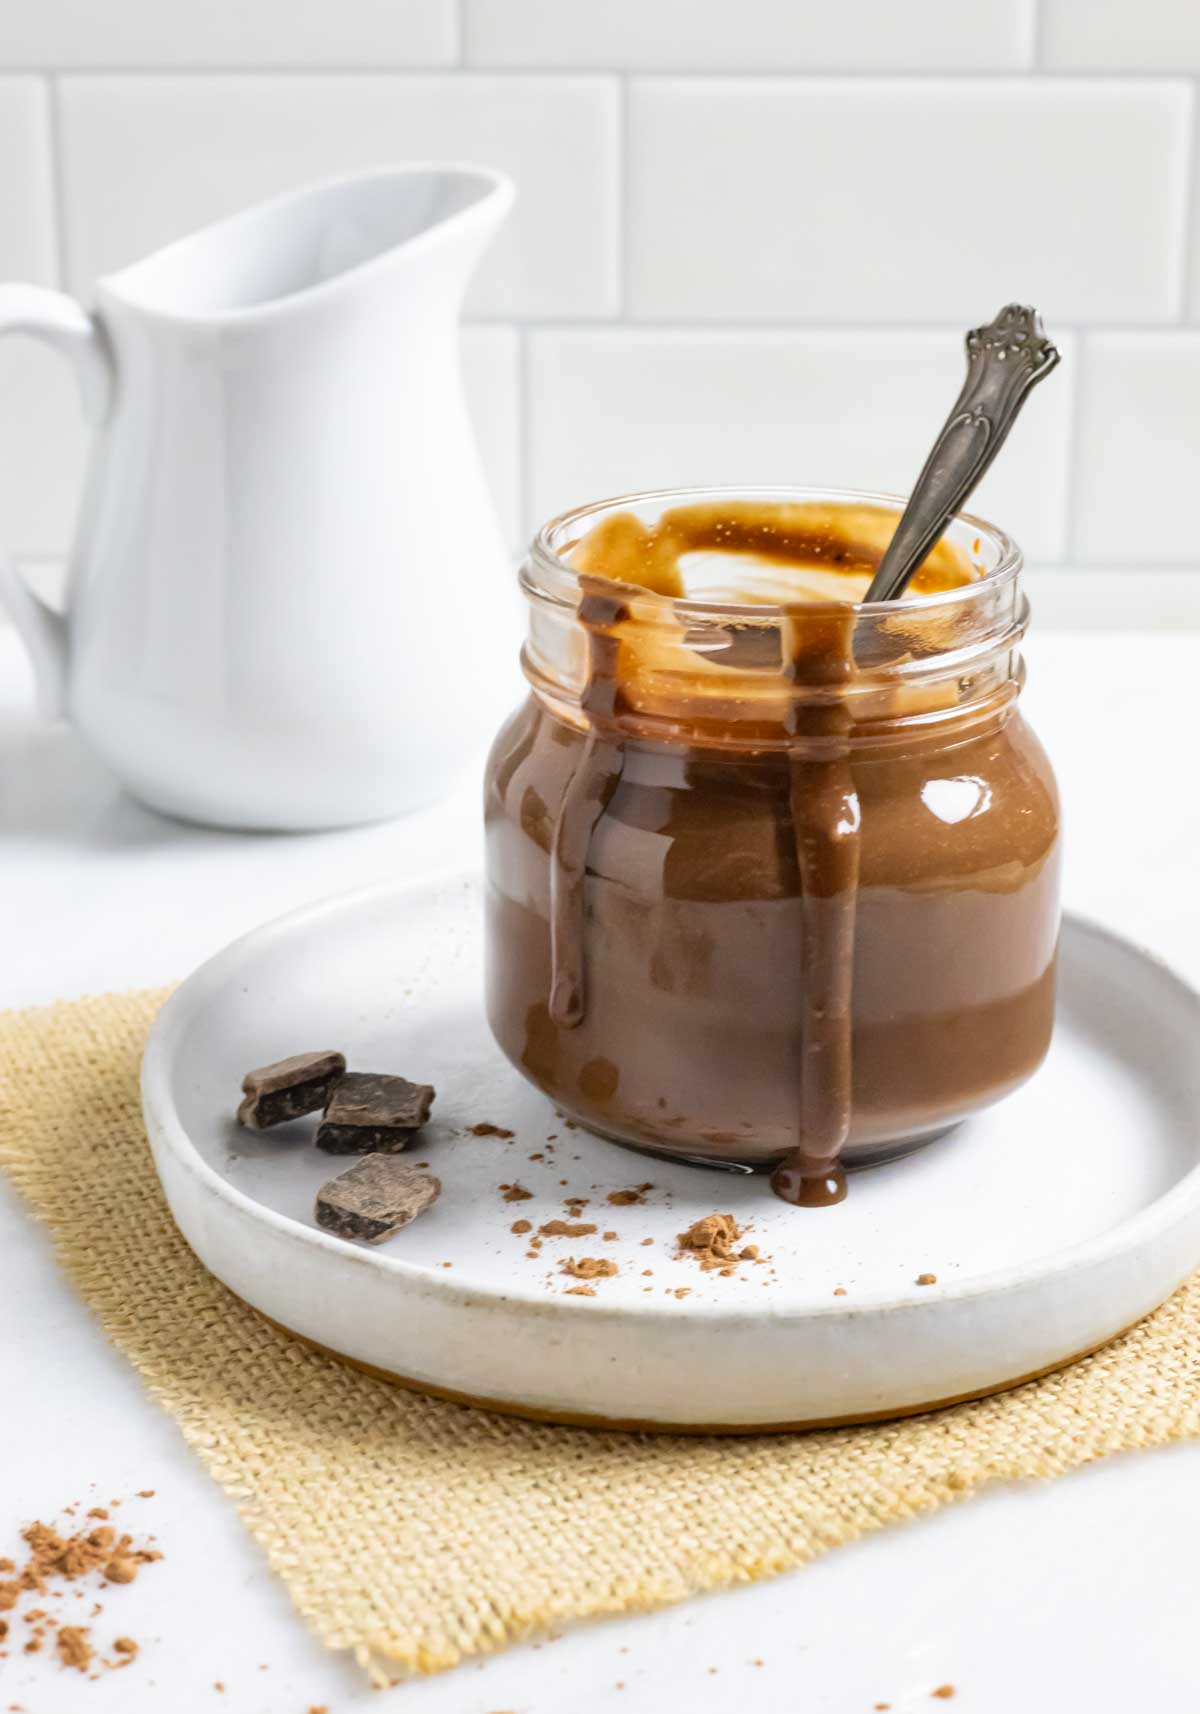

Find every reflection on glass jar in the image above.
[484,487,1060,1207]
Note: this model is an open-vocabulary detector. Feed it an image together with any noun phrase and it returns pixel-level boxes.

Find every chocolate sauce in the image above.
[549,583,630,1028]
[772,606,860,1206]
[487,500,1060,1207]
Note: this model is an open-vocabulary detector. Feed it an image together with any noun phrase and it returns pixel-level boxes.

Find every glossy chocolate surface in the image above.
[484,500,1060,1202]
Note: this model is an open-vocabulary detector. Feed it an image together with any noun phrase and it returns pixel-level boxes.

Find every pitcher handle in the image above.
[0,285,113,718]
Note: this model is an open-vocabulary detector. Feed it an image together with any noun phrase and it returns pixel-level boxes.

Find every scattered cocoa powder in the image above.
[499,1184,533,1202]
[602,1230,618,1241]
[539,1220,597,1238]
[471,1123,514,1139]
[57,1625,92,1671]
[510,1219,532,1234]
[0,1503,161,1677]
[677,1214,748,1272]
[606,1188,647,1206]
[561,1257,618,1280]
[26,1520,115,1581]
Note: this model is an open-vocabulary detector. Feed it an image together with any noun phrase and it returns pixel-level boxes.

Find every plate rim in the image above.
[141,870,1200,1323]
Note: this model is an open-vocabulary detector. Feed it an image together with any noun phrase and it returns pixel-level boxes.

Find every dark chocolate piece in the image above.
[315,1157,441,1245]
[315,1071,435,1155]
[238,1050,346,1130]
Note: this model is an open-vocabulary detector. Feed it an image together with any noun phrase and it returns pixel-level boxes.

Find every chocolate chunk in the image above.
[315,1071,435,1154]
[315,1157,441,1245]
[237,1051,346,1130]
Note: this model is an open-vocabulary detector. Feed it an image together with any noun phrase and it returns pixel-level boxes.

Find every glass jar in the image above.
[484,486,1060,1203]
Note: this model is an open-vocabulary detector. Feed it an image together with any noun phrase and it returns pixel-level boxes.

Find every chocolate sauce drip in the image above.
[771,607,861,1208]
[548,580,630,1029]
[548,732,624,1028]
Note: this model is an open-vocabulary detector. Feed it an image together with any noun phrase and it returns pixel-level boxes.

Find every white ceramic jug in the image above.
[0,165,516,829]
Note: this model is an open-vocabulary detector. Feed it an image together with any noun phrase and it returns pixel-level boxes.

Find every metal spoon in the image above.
[862,304,1060,604]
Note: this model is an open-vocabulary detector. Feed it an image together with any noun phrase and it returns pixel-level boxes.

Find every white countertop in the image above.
[3,623,1200,1714]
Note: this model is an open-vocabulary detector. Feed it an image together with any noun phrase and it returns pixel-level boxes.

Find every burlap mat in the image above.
[3,990,1200,1685]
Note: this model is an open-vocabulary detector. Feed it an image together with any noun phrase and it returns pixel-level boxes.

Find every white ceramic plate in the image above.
[142,875,1200,1432]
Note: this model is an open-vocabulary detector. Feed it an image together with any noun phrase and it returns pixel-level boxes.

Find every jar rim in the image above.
[527,483,1022,619]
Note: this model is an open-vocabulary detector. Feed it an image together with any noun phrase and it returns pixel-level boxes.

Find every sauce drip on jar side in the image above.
[546,500,979,1207]
[548,582,629,1030]
[771,605,860,1207]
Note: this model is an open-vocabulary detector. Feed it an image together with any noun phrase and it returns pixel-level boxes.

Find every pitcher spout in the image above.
[98,164,514,323]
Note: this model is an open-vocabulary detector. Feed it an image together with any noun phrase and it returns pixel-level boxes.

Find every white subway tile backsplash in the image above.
[0,22,1196,605]
[1073,334,1200,565]
[466,0,1032,71]
[1042,0,1200,70]
[0,78,55,277]
[1025,568,1200,629]
[58,76,620,317]
[629,79,1190,324]
[0,0,455,68]
[461,325,521,550]
[527,328,1073,561]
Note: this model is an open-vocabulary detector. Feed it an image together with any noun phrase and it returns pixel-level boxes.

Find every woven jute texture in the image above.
[4,989,1200,1684]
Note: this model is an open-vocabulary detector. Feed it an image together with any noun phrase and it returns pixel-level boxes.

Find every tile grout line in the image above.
[617,73,631,319]
[1176,79,1200,320]
[1060,328,1087,565]
[517,326,535,545]
[14,64,1200,81]
[469,318,1178,337]
[1028,0,1047,70]
[44,73,71,289]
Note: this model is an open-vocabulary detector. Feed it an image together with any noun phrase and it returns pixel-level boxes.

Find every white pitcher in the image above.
[0,165,516,829]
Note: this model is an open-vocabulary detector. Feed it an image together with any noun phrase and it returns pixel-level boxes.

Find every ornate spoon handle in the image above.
[863,304,1060,604]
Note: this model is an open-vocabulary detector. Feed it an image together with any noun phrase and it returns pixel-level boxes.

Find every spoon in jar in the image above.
[862,303,1060,604]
